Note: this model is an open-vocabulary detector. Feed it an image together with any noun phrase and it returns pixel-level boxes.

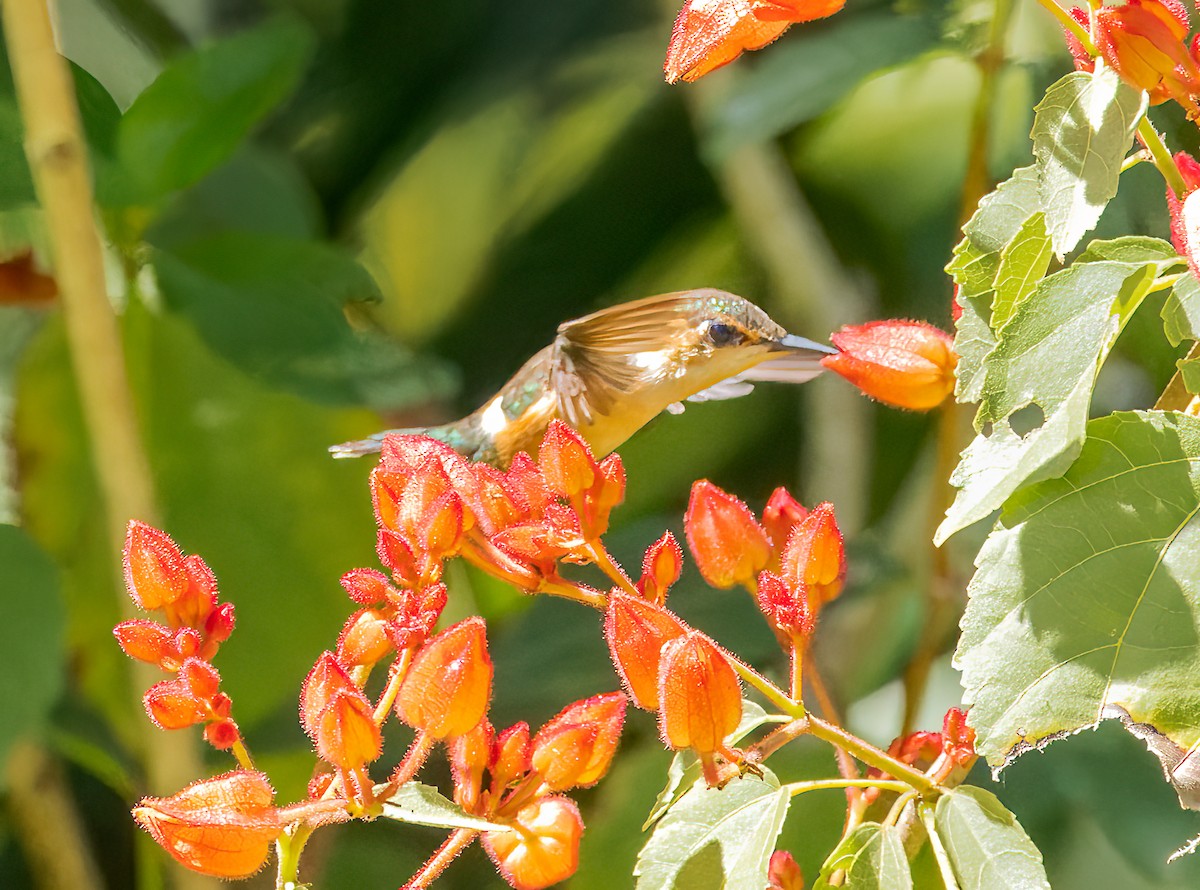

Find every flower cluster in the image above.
[860,706,978,806]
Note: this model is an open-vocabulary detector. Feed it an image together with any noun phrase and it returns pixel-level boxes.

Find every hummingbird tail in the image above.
[329,428,424,459]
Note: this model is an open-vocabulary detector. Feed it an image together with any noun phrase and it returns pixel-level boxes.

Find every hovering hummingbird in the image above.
[330,289,836,467]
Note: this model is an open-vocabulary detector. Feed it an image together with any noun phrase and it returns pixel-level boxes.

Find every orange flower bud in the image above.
[638,531,683,604]
[469,463,527,536]
[123,520,188,611]
[664,0,845,84]
[657,632,742,755]
[377,529,421,588]
[204,718,240,751]
[450,719,494,811]
[1094,0,1200,103]
[761,487,807,554]
[504,452,554,517]
[779,502,845,610]
[768,850,804,890]
[530,692,626,791]
[397,617,493,739]
[684,481,771,589]
[300,652,361,741]
[756,570,814,639]
[538,420,598,498]
[822,320,957,411]
[580,452,625,539]
[340,567,392,605]
[133,770,281,879]
[315,688,382,770]
[483,796,583,890]
[114,619,177,668]
[492,722,532,791]
[604,591,690,710]
[336,608,394,668]
[388,583,448,651]
[144,677,208,730]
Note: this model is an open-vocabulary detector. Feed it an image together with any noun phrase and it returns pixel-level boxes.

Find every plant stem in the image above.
[728,655,803,717]
[373,648,414,723]
[406,828,480,890]
[959,0,1014,227]
[1139,118,1187,197]
[1157,341,1200,409]
[785,778,910,797]
[920,801,962,890]
[584,540,638,597]
[275,823,315,890]
[806,716,937,795]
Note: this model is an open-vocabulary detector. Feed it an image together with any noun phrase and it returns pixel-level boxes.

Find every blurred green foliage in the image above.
[0,0,1197,887]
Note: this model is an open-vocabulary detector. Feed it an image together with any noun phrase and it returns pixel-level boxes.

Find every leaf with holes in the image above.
[957,411,1200,782]
[1031,66,1146,258]
[937,238,1182,543]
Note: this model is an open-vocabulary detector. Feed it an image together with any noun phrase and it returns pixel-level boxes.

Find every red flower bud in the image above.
[684,481,772,589]
[387,583,448,651]
[397,617,493,739]
[538,420,598,498]
[483,796,583,890]
[123,521,188,612]
[315,688,382,771]
[657,632,742,755]
[761,487,807,554]
[823,320,957,411]
[756,570,814,639]
[114,619,176,668]
[377,529,421,588]
[605,591,690,710]
[300,652,360,741]
[768,850,804,890]
[450,719,494,811]
[133,770,281,879]
[340,567,392,605]
[492,722,532,791]
[144,676,208,730]
[638,531,683,604]
[336,608,394,669]
[780,502,845,610]
[941,706,976,768]
[530,692,626,791]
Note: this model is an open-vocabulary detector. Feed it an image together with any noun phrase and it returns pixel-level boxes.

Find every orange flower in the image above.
[133,770,281,879]
[685,480,772,589]
[637,531,683,604]
[779,501,845,610]
[483,796,583,890]
[1094,0,1200,105]
[530,692,627,791]
[605,591,690,710]
[664,0,847,84]
[396,617,493,739]
[761,487,807,557]
[822,320,957,411]
[300,652,381,770]
[656,632,742,771]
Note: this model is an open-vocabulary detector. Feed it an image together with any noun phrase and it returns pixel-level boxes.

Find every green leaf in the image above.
[948,166,1044,401]
[117,16,314,201]
[991,212,1051,333]
[635,774,790,890]
[1031,66,1146,259]
[0,524,65,772]
[813,822,912,889]
[151,232,454,408]
[1162,272,1200,348]
[933,786,1050,890]
[957,411,1200,769]
[645,700,785,828]
[700,10,939,162]
[937,240,1180,543]
[381,783,509,832]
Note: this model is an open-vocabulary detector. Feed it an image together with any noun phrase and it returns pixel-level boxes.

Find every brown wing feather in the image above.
[551,293,697,421]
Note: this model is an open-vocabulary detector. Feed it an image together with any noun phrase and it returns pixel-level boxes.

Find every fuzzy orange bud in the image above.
[1094,0,1199,102]
[638,531,683,604]
[397,617,493,739]
[316,689,382,771]
[132,770,280,879]
[336,608,393,668]
[657,632,742,755]
[483,796,583,890]
[780,502,845,610]
[761,487,807,555]
[823,320,957,411]
[492,722,532,791]
[450,719,494,811]
[123,520,189,611]
[684,480,772,589]
[538,420,598,498]
[768,850,804,890]
[941,706,976,768]
[530,692,626,791]
[605,591,690,710]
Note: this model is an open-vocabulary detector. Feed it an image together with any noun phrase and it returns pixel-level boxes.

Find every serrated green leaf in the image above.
[957,410,1200,768]
[933,786,1050,890]
[937,243,1177,542]
[949,166,1044,401]
[1162,272,1200,347]
[1031,66,1146,259]
[635,774,789,890]
[381,783,509,832]
[151,232,454,408]
[991,212,1051,333]
[0,524,65,773]
[117,16,314,201]
[645,700,785,828]
[813,822,912,890]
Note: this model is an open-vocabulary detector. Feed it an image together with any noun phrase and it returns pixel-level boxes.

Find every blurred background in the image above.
[1,0,1199,886]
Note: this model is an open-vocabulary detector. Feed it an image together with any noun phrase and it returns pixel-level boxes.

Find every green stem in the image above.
[1139,117,1187,197]
[1037,0,1093,50]
[920,802,962,890]
[785,778,910,798]
[275,823,315,890]
[806,716,937,796]
[728,656,803,717]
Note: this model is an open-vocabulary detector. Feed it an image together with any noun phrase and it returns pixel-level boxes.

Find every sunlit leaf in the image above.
[1031,66,1146,259]
[813,822,912,889]
[933,786,1050,890]
[382,783,509,832]
[635,773,789,890]
[937,239,1181,542]
[117,16,315,201]
[991,212,1051,333]
[957,411,1200,773]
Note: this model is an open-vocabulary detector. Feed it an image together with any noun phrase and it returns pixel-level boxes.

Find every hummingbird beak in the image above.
[774,333,839,355]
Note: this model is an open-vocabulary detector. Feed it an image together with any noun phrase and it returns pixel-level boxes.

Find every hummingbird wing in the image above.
[551,295,695,424]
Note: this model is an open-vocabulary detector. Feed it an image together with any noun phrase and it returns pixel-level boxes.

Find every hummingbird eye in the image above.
[706,322,743,347]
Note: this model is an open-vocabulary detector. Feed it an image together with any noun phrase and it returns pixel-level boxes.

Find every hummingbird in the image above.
[330,289,836,467]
